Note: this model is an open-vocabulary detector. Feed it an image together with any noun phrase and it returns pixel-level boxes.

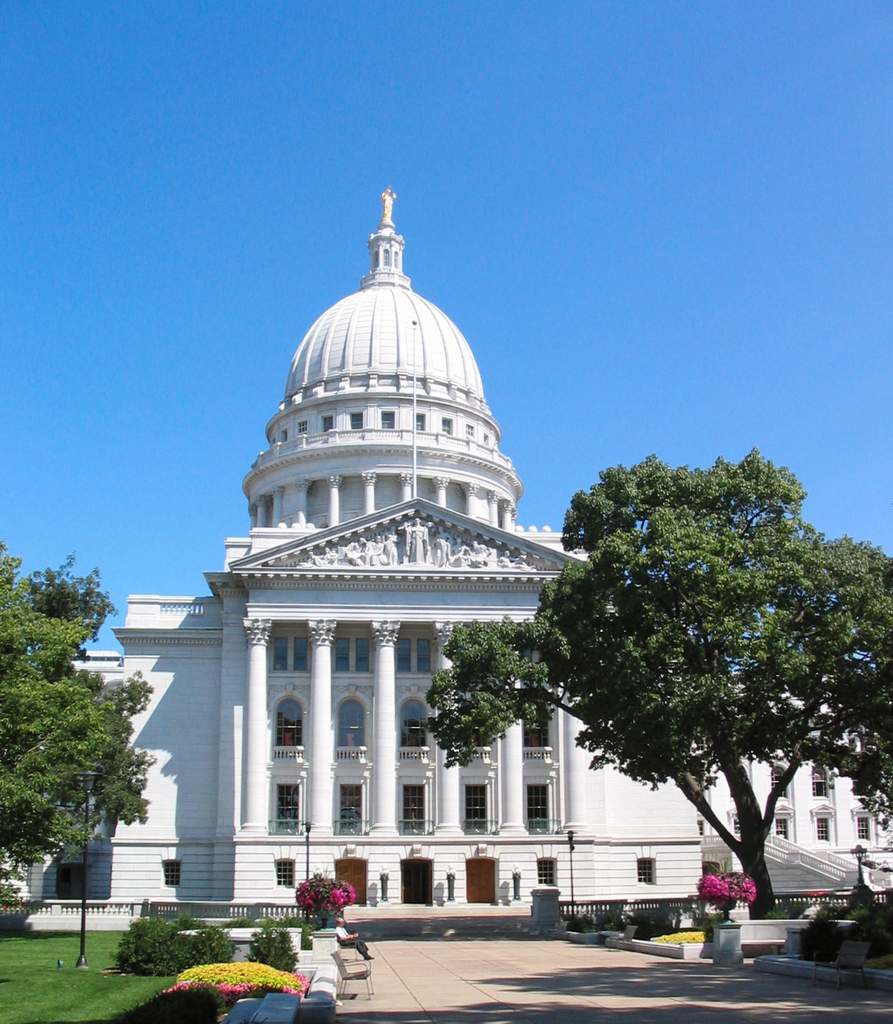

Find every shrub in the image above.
[764,907,792,920]
[249,923,297,972]
[867,953,893,970]
[115,986,223,1024]
[300,922,314,950]
[173,913,202,931]
[566,914,596,933]
[224,916,254,928]
[691,909,722,942]
[178,925,235,969]
[260,913,306,928]
[652,931,706,944]
[800,909,846,963]
[115,919,182,976]
[845,904,893,959]
[177,961,309,996]
[624,909,679,941]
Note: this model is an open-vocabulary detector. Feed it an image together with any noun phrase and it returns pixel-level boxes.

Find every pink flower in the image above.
[697,872,757,908]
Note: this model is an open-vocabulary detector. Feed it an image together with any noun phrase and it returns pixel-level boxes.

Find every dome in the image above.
[284,286,485,404]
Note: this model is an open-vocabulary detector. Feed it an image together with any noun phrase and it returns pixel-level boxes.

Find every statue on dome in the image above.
[380,186,397,227]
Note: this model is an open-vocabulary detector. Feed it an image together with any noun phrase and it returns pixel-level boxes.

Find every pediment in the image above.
[230,498,569,575]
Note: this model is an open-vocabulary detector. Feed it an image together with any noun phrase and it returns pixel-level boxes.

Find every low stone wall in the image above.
[756,955,893,992]
[605,936,711,960]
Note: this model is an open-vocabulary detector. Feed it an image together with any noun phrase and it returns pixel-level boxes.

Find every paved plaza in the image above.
[335,926,891,1023]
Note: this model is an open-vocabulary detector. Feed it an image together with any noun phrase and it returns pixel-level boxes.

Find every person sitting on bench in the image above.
[335,914,374,960]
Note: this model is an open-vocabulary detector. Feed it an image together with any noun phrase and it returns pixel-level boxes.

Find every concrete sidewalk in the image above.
[336,937,892,1023]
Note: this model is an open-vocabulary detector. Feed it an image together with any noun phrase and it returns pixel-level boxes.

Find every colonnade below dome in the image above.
[251,471,517,532]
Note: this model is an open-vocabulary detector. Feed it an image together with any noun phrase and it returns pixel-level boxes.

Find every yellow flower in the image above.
[652,931,706,944]
[177,962,304,989]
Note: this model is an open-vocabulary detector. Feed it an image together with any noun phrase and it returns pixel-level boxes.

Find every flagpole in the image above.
[411,319,418,499]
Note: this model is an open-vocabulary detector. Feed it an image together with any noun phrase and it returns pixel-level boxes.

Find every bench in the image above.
[813,940,871,989]
[623,925,638,941]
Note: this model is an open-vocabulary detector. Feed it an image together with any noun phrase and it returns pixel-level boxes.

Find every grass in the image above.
[0,931,171,1024]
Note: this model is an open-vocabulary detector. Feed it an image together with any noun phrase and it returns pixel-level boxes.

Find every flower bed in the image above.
[653,931,706,945]
[172,961,309,1006]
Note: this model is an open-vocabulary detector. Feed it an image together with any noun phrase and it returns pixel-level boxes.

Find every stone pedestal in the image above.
[713,922,744,966]
[530,886,561,933]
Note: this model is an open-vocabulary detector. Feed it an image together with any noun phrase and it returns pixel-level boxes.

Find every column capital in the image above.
[372,620,401,647]
[274,485,285,496]
[434,475,451,489]
[243,618,272,646]
[466,483,482,497]
[294,478,310,493]
[400,472,414,487]
[487,490,498,505]
[328,475,342,487]
[434,621,455,647]
[308,620,336,646]
[362,471,377,484]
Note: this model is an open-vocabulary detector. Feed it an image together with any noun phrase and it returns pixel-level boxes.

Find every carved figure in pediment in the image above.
[498,552,531,569]
[402,518,432,564]
[383,533,399,565]
[363,536,385,566]
[343,541,366,566]
[432,535,451,567]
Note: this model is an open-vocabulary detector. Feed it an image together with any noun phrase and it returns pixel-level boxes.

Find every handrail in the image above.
[462,818,499,835]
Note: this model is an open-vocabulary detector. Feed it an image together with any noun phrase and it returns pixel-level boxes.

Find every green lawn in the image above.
[0,932,171,1024]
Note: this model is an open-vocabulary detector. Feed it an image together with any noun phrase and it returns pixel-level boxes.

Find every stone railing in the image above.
[765,834,853,883]
[523,747,552,762]
[472,746,492,764]
[399,746,430,762]
[273,745,305,761]
[336,746,367,762]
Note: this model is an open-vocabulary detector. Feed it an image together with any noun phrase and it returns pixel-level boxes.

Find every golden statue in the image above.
[380,186,397,227]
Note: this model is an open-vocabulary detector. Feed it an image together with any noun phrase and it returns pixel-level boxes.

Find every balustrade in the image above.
[273,746,305,761]
[336,746,367,762]
[523,746,553,762]
[399,745,430,763]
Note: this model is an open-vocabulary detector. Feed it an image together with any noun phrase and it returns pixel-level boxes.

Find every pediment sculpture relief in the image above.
[288,517,545,571]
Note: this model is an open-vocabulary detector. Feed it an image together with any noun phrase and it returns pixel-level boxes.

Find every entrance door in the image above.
[334,858,368,905]
[401,859,432,904]
[466,858,496,903]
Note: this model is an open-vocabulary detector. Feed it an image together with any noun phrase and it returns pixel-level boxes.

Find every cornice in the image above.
[114,628,222,647]
[242,574,550,592]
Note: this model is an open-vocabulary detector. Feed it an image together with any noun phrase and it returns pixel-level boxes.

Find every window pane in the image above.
[812,768,828,797]
[293,637,308,671]
[637,858,655,884]
[338,699,365,746]
[465,785,486,820]
[276,699,302,747]
[526,785,548,822]
[401,700,427,747]
[335,638,350,672]
[350,412,363,430]
[537,859,556,886]
[775,817,789,839]
[465,424,475,438]
[441,417,453,435]
[339,784,363,834]
[523,723,548,747]
[275,860,295,887]
[273,637,288,671]
[277,784,300,820]
[415,413,426,432]
[297,420,308,434]
[403,785,425,821]
[355,637,369,672]
[816,817,830,841]
[396,638,412,672]
[381,411,395,429]
[857,817,871,841]
[322,415,334,432]
[416,638,431,672]
[162,860,181,887]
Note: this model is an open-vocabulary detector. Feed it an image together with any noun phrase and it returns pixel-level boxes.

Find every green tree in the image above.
[428,452,893,917]
[0,544,152,892]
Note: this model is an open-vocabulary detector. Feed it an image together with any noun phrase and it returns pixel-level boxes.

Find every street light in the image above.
[303,820,312,883]
[567,830,576,909]
[75,771,98,969]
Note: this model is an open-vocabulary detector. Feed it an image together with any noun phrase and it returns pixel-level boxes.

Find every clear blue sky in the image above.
[2,3,891,647]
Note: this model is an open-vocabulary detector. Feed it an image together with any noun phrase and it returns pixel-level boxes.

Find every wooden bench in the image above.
[813,940,871,988]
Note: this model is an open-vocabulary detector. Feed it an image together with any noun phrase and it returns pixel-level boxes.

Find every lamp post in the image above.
[567,830,576,910]
[303,820,312,883]
[75,771,97,969]
[852,844,868,887]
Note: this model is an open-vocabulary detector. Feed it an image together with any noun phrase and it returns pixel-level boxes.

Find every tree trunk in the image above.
[737,839,775,919]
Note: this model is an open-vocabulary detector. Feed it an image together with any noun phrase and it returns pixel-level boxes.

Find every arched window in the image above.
[276,699,302,747]
[523,722,548,748]
[401,700,427,747]
[811,767,828,798]
[374,250,380,269]
[383,249,391,267]
[338,699,365,747]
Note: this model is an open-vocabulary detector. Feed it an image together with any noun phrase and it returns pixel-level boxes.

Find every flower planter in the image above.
[605,936,712,960]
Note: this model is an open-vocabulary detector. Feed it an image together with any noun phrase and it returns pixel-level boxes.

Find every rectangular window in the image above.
[465,423,475,438]
[415,413,426,432]
[339,784,363,835]
[322,414,334,432]
[775,817,789,839]
[396,638,412,673]
[537,858,556,886]
[350,412,363,430]
[381,411,396,430]
[441,417,453,435]
[403,785,425,823]
[483,432,491,445]
[812,768,828,798]
[526,784,549,831]
[293,637,308,672]
[277,784,300,822]
[637,857,656,885]
[465,784,487,823]
[416,638,431,672]
[355,637,370,672]
[816,816,831,842]
[273,637,288,671]
[296,420,308,434]
[278,430,288,442]
[162,859,181,887]
[275,859,295,887]
[335,637,350,672]
[857,816,871,841]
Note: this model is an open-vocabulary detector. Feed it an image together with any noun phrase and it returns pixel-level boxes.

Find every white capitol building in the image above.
[35,193,887,906]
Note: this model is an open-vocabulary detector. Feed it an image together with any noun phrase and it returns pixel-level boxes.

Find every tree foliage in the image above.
[428,451,893,916]
[0,544,152,886]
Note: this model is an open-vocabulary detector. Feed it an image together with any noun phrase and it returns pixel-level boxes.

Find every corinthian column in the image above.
[563,710,590,832]
[328,476,342,527]
[309,620,336,834]
[400,473,413,503]
[362,472,377,515]
[242,617,272,833]
[487,490,499,527]
[434,622,462,834]
[371,621,401,835]
[434,476,450,507]
[293,479,309,527]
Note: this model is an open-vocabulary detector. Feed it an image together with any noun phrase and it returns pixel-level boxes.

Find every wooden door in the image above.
[401,860,432,904]
[335,858,368,905]
[466,858,496,903]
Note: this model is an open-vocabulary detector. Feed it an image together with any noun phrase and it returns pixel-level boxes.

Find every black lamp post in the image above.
[303,820,312,882]
[852,843,868,887]
[567,830,576,909]
[75,771,98,969]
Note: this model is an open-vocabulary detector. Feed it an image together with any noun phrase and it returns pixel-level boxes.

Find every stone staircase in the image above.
[702,834,860,891]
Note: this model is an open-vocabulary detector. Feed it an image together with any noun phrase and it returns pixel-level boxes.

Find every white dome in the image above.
[284,286,485,404]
